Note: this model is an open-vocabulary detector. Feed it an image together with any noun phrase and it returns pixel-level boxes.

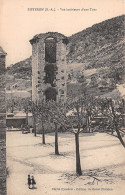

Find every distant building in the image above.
[6,112,33,128]
[30,32,68,102]
[6,90,31,98]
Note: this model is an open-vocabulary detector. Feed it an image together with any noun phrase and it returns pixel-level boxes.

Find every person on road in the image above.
[31,176,36,189]
[28,175,31,189]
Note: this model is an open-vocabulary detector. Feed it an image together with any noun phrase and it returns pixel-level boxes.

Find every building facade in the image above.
[30,32,68,102]
[0,46,7,195]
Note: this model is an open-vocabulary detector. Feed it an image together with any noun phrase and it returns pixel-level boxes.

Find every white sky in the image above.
[0,0,124,67]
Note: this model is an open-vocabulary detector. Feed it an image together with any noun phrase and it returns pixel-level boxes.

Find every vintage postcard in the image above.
[0,0,125,194]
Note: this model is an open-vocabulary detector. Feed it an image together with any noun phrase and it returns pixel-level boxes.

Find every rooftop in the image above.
[30,32,68,44]
[0,46,7,55]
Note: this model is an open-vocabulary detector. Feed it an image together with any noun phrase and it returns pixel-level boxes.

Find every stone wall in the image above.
[32,40,39,101]
[56,41,67,102]
[0,47,6,195]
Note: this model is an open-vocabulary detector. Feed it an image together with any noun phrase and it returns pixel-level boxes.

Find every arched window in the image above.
[45,37,56,63]
[44,37,57,86]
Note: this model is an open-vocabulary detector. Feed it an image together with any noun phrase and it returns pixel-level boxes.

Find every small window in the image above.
[59,89,64,95]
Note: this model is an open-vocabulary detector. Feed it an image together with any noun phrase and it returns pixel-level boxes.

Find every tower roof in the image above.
[0,46,7,56]
[30,32,68,45]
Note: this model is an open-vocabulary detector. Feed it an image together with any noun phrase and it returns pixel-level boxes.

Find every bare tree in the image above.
[46,100,66,155]
[28,101,39,137]
[6,97,14,113]
[37,100,49,144]
[109,98,125,147]
[45,95,98,175]
[68,99,83,176]
[98,98,125,147]
[20,98,31,125]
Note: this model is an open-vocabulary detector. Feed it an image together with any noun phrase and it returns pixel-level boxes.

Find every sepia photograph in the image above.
[0,0,125,194]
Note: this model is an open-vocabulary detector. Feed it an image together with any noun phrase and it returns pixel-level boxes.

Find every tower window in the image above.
[59,89,64,95]
[44,64,57,87]
[45,37,56,63]
[45,87,57,101]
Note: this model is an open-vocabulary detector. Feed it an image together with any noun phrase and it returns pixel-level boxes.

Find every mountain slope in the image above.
[67,15,124,79]
[66,15,125,97]
[6,57,32,90]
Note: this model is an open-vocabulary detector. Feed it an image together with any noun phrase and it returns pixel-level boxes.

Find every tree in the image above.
[66,97,85,176]
[6,97,14,113]
[98,98,125,147]
[28,101,39,137]
[19,98,31,125]
[109,99,125,147]
[46,100,66,155]
[45,95,98,175]
[83,96,99,133]
[65,94,101,176]
[37,100,49,144]
[13,97,31,126]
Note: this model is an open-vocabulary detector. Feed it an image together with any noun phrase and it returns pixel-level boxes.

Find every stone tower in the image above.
[30,32,68,102]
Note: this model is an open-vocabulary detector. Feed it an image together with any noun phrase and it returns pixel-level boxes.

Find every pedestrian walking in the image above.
[31,176,36,189]
[28,174,31,189]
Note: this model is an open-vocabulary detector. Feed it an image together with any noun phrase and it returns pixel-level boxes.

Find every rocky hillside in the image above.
[6,57,32,90]
[67,15,125,97]
[6,15,125,97]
